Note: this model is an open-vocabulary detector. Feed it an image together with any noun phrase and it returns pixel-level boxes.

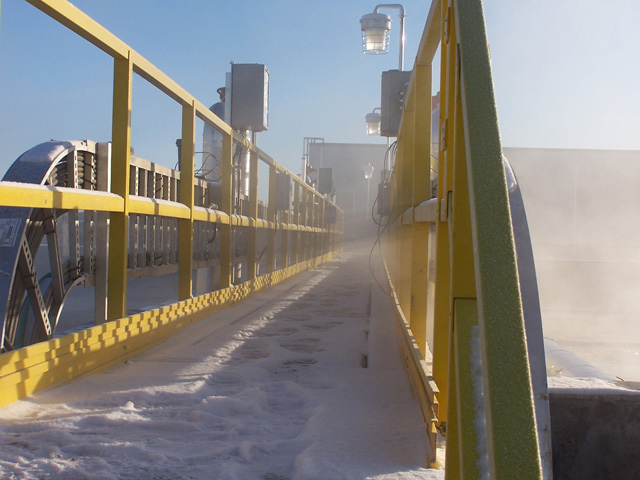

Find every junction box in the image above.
[380,69,411,137]
[275,172,291,211]
[317,168,333,195]
[229,64,269,132]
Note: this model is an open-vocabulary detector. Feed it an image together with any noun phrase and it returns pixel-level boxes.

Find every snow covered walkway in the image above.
[0,242,443,480]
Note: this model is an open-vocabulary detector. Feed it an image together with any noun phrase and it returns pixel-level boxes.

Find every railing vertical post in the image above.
[311,194,317,259]
[267,164,277,273]
[300,186,308,261]
[455,0,543,476]
[319,196,327,255]
[397,131,413,319]
[247,149,259,280]
[448,77,480,476]
[409,63,432,356]
[309,194,315,259]
[453,299,483,479]
[178,100,196,300]
[107,51,133,321]
[219,132,233,288]
[281,182,290,268]
[292,181,300,264]
[432,0,455,426]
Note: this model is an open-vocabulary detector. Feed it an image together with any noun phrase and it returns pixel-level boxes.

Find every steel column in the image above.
[178,100,196,300]
[107,51,133,321]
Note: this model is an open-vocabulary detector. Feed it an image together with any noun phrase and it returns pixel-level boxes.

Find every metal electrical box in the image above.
[317,168,333,195]
[275,172,291,211]
[327,205,337,224]
[230,64,269,132]
[381,69,411,137]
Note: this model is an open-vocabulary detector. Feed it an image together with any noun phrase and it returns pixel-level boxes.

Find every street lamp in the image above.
[365,108,381,135]
[359,13,391,55]
[360,4,406,70]
[363,163,375,218]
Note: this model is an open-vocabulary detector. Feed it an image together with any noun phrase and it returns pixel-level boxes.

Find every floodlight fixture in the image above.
[360,13,392,55]
[365,108,382,135]
[360,4,406,70]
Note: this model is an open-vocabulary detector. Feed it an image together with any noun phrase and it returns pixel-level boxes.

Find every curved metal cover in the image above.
[0,141,81,351]
[504,155,553,479]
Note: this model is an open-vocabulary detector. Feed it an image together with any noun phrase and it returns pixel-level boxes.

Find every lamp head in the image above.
[360,12,391,54]
[365,111,382,135]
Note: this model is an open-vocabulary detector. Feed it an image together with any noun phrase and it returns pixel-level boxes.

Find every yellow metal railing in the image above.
[383,0,543,477]
[0,0,342,407]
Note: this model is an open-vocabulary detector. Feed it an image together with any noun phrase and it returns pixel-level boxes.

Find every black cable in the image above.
[367,141,398,296]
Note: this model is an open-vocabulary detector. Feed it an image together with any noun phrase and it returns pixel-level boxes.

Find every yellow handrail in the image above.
[382,0,543,477]
[0,0,342,407]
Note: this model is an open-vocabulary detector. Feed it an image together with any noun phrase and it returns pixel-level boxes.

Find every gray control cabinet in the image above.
[317,168,333,195]
[381,69,411,137]
[275,172,291,211]
[230,64,269,132]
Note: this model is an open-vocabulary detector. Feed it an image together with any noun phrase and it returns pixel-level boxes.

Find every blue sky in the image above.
[1,0,640,177]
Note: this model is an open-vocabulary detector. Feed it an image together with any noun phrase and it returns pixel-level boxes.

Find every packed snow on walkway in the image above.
[0,249,443,480]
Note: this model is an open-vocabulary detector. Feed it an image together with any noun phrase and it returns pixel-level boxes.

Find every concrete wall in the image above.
[550,390,640,479]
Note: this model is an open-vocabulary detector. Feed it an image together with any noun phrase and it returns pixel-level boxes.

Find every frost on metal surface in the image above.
[470,325,490,480]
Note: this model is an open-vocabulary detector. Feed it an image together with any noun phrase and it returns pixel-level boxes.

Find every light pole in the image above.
[359,4,406,71]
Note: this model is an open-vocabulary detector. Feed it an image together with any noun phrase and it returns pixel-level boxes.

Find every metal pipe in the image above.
[374,4,406,70]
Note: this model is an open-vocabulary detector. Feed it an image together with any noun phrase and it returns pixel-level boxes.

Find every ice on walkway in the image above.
[0,245,442,480]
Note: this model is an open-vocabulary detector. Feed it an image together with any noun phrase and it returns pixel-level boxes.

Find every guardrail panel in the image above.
[380,0,545,476]
[0,0,342,408]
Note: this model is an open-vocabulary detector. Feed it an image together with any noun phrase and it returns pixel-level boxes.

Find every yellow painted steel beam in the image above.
[454,0,542,476]
[3,0,345,418]
[446,70,479,478]
[22,1,336,230]
[219,133,233,289]
[308,192,316,260]
[390,148,401,290]
[178,101,196,301]
[431,0,455,426]
[452,298,484,479]
[292,182,300,264]
[416,0,443,66]
[0,182,123,211]
[318,197,327,255]
[409,63,432,357]
[247,149,259,280]
[192,207,230,224]
[107,52,133,321]
[300,189,308,261]
[267,164,277,273]
[128,197,190,219]
[450,57,476,299]
[397,128,413,321]
[281,210,290,268]
[311,195,318,259]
